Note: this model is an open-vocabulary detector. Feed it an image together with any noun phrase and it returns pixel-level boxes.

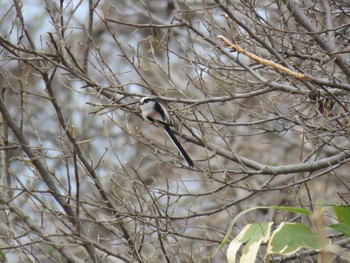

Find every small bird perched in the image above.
[139,97,194,167]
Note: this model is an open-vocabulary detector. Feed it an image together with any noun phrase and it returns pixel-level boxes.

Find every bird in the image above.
[139,97,194,167]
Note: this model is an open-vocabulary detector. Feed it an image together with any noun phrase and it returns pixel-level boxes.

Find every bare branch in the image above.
[218,35,310,80]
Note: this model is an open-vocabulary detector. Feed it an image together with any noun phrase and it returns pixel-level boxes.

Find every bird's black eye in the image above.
[140,98,153,104]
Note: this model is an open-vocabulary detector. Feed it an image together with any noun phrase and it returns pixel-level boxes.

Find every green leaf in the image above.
[227,223,273,263]
[329,223,350,237]
[271,206,311,215]
[216,206,268,252]
[216,206,311,254]
[333,206,350,225]
[266,222,330,256]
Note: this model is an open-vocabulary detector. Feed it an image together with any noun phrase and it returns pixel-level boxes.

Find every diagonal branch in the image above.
[218,35,310,80]
[0,195,76,263]
[0,92,99,262]
[180,131,350,176]
[283,0,350,78]
[42,72,142,261]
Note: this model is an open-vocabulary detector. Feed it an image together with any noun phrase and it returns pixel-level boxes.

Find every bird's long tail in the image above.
[163,125,194,167]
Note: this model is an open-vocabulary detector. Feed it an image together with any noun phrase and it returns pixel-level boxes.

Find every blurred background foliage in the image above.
[0,0,350,262]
